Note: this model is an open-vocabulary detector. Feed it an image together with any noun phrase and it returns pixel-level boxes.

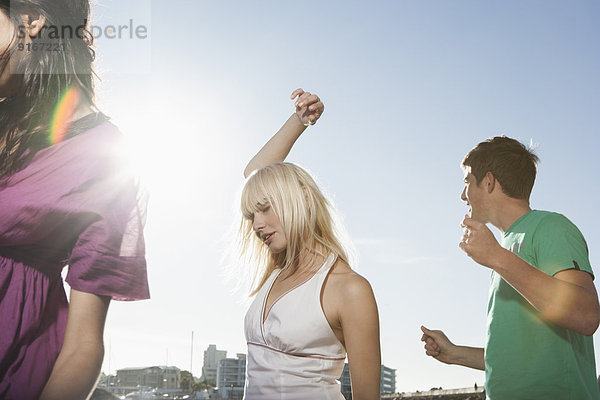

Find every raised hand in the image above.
[291,88,324,127]
[459,215,504,268]
[243,88,325,177]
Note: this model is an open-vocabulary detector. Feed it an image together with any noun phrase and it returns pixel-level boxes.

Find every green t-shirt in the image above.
[485,210,599,400]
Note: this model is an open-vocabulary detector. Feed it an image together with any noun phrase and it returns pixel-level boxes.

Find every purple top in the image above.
[0,121,149,399]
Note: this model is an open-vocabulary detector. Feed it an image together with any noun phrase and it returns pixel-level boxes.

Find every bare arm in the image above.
[487,249,599,335]
[340,276,381,400]
[40,289,110,400]
[243,88,324,178]
[461,216,600,336]
[420,326,485,370]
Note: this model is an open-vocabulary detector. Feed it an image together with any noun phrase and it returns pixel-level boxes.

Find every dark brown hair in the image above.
[0,0,96,178]
[462,136,539,200]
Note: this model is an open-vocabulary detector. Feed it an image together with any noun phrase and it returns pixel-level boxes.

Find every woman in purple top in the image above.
[0,1,149,399]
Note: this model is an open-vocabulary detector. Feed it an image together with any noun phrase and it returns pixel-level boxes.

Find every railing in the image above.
[381,387,485,400]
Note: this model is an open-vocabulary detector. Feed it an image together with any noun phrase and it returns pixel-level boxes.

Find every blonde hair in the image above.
[238,162,351,296]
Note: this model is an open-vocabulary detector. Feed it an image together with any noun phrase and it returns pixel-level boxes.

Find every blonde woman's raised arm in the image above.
[244,88,324,178]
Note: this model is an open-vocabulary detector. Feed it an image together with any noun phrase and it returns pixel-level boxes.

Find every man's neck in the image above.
[490,199,532,233]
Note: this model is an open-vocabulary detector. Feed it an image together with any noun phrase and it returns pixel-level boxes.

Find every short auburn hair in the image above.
[462,136,539,200]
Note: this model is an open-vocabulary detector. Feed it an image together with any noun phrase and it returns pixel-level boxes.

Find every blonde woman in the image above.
[238,89,381,400]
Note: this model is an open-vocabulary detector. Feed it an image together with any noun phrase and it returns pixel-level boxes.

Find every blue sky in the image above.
[86,0,600,391]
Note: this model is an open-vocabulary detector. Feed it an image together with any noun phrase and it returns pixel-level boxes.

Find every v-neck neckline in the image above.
[260,253,334,325]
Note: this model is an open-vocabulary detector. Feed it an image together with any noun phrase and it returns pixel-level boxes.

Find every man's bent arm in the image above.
[452,346,485,370]
[491,250,600,336]
[421,326,485,370]
[461,217,600,336]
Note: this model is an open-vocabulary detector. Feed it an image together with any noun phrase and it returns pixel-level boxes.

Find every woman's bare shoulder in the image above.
[328,259,374,298]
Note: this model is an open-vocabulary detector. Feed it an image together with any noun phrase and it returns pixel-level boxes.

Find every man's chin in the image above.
[470,212,485,223]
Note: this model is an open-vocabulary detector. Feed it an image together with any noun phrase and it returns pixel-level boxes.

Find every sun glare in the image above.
[109,92,237,223]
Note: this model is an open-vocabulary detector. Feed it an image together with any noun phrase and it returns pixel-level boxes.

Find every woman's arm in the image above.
[340,275,381,400]
[39,289,110,400]
[243,88,324,177]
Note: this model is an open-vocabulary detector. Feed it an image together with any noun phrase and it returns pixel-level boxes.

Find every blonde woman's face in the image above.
[252,203,287,254]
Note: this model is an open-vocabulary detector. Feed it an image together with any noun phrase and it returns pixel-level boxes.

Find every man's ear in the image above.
[485,171,496,193]
[21,13,46,38]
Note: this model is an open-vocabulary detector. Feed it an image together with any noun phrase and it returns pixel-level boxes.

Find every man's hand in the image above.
[291,88,324,126]
[421,326,457,365]
[459,215,504,268]
[421,326,485,370]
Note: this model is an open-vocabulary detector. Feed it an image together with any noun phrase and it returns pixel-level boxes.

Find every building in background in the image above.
[340,364,351,399]
[380,365,396,394]
[217,353,246,400]
[201,344,227,386]
[115,365,180,390]
[340,363,396,399]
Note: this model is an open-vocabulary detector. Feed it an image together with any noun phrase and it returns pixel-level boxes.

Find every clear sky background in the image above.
[83,0,600,392]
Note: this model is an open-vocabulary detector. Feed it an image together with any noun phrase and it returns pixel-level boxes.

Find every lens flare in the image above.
[49,86,80,145]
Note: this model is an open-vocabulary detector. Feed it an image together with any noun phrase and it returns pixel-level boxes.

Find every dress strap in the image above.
[314,253,337,281]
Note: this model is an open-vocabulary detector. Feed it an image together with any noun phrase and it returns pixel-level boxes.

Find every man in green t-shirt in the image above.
[420,136,600,399]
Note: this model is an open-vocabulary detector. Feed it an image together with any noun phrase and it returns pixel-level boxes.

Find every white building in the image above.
[115,366,180,390]
[201,344,227,386]
[340,363,396,398]
[217,353,246,400]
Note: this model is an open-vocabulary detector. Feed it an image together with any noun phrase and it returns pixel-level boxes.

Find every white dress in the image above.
[244,253,346,399]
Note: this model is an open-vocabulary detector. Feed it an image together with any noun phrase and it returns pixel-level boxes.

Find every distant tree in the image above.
[181,377,190,390]
[180,370,193,390]
[193,381,215,391]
